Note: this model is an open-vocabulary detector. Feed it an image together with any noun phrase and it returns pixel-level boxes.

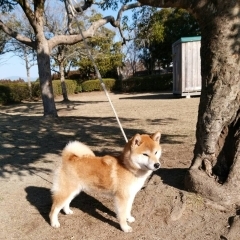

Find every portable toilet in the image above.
[172,36,201,97]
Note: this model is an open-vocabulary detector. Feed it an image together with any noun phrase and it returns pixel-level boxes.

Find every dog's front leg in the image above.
[115,195,134,232]
[126,194,136,223]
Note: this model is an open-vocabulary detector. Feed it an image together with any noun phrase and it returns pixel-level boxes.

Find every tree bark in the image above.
[185,1,240,205]
[59,60,69,102]
[37,39,58,117]
[33,0,58,117]
[139,0,240,205]
[23,47,32,100]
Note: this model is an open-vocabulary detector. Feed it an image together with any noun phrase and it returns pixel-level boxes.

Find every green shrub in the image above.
[81,78,116,92]
[12,83,30,102]
[0,75,172,105]
[0,83,30,104]
[80,75,172,93]
[52,80,78,96]
[75,85,82,93]
[31,82,41,99]
[121,74,173,92]
[31,79,78,98]
[66,80,78,94]
[0,85,11,105]
[0,79,78,104]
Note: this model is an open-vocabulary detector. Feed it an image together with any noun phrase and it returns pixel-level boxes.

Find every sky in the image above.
[0,2,133,81]
[0,54,39,80]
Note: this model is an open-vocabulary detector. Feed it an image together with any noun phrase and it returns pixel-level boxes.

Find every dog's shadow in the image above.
[25,186,120,230]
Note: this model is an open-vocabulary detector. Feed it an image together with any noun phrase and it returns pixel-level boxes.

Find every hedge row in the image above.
[0,75,173,105]
[0,83,30,104]
[0,80,77,105]
[81,78,116,92]
[80,74,172,92]
[121,74,173,92]
[52,80,77,96]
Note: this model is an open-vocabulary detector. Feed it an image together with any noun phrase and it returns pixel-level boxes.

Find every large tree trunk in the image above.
[34,2,58,117]
[185,2,240,205]
[139,0,240,205]
[37,39,58,117]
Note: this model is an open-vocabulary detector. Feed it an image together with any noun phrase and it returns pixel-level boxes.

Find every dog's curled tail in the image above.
[62,141,95,161]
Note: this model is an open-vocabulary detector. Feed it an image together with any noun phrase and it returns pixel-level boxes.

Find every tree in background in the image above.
[136,8,200,73]
[0,0,137,116]
[44,3,85,102]
[123,39,145,77]
[44,4,120,101]
[73,21,123,79]
[5,14,37,98]
[14,42,36,99]
[0,28,8,54]
[0,29,9,66]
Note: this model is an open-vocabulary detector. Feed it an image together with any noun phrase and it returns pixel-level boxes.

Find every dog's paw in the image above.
[121,224,133,233]
[63,208,73,215]
[51,220,60,228]
[127,216,135,223]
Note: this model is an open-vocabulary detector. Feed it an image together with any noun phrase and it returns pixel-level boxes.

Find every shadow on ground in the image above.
[0,107,186,179]
[154,168,188,191]
[25,167,189,230]
[1,99,191,231]
[118,92,177,100]
[25,186,120,230]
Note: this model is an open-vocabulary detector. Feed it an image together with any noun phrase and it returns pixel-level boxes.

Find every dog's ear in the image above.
[151,131,161,143]
[131,134,142,148]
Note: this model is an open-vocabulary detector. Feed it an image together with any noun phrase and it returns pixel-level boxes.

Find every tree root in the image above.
[221,215,240,240]
[170,191,186,221]
[185,169,240,206]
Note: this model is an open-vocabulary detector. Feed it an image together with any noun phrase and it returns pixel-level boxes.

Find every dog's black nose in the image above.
[154,163,160,169]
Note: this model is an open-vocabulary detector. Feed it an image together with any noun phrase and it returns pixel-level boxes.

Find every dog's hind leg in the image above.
[49,188,81,228]
[63,189,81,215]
[49,193,67,228]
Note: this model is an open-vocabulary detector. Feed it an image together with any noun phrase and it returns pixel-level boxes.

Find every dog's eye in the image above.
[143,153,148,157]
[155,151,158,155]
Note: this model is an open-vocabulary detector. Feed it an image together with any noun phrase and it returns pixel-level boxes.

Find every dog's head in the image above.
[126,131,162,171]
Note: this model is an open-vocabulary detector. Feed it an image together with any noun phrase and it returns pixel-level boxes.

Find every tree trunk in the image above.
[184,2,240,206]
[139,0,240,205]
[59,61,69,102]
[37,39,58,117]
[24,48,32,100]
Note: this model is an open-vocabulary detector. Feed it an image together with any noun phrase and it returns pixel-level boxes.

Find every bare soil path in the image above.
[0,92,236,239]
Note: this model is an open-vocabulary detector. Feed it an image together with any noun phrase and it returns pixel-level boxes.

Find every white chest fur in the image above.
[128,171,152,195]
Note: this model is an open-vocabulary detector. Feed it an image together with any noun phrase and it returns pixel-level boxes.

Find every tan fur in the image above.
[49,132,162,232]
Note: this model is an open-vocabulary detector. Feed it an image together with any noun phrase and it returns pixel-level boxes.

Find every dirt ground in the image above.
[0,91,237,240]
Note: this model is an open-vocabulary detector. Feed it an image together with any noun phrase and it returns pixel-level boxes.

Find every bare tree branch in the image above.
[17,0,37,32]
[64,0,143,44]
[63,0,94,34]
[0,20,35,48]
[48,17,109,49]
[138,0,188,8]
[101,2,143,44]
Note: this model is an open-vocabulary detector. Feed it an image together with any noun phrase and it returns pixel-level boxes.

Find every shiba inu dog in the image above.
[49,131,162,232]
